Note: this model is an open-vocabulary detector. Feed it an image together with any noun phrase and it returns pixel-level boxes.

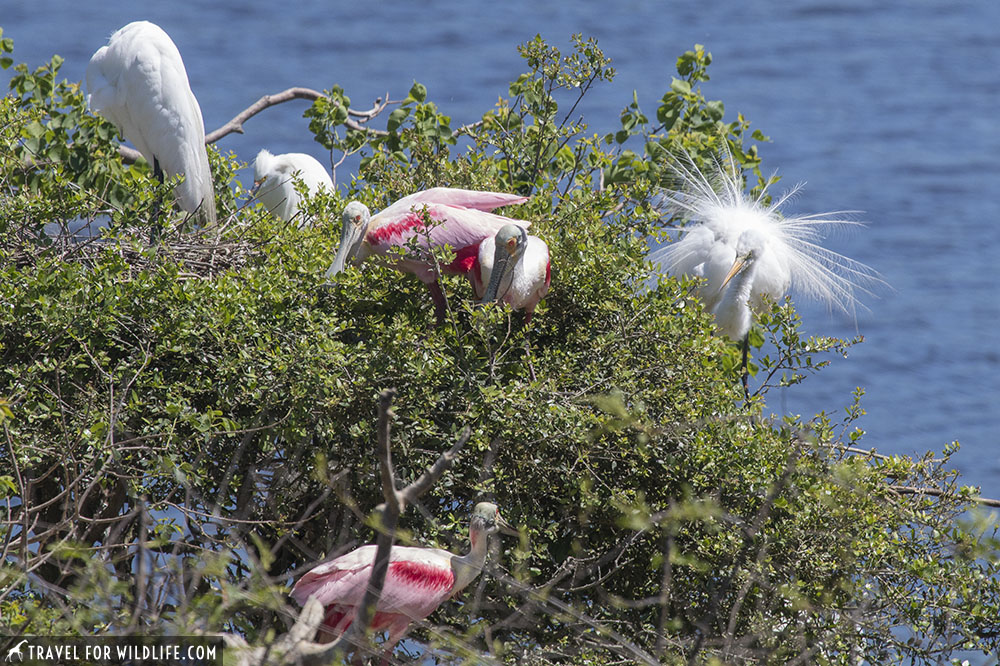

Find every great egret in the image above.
[652,150,883,398]
[327,187,530,324]
[473,224,551,323]
[251,149,333,225]
[290,502,515,664]
[86,20,216,227]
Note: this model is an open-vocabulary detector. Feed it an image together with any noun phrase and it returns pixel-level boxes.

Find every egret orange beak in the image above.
[719,256,748,291]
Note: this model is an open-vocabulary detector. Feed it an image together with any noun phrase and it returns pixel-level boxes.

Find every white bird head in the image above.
[719,229,768,292]
[480,224,529,305]
[326,201,372,278]
[252,148,276,186]
[652,148,886,319]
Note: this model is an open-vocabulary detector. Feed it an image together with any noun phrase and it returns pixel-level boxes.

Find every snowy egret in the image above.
[251,149,333,225]
[87,21,216,226]
[652,149,884,397]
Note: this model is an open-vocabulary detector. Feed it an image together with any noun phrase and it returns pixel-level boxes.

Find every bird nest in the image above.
[5,216,265,280]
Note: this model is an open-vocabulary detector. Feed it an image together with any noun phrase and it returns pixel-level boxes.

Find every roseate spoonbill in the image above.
[251,149,333,225]
[326,188,530,324]
[473,224,551,323]
[651,149,884,398]
[291,502,515,663]
[87,21,216,227]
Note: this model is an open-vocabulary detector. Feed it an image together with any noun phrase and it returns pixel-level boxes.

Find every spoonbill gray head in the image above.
[327,201,372,278]
[480,224,529,305]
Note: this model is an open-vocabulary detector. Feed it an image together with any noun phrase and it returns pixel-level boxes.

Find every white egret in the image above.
[251,149,333,225]
[86,21,216,227]
[651,149,884,398]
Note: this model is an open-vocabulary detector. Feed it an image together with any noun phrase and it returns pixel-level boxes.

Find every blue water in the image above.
[4,1,999,495]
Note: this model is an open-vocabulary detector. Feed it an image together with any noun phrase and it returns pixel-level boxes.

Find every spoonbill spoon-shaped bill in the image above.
[251,149,333,225]
[291,502,515,663]
[650,149,886,332]
[327,187,530,323]
[86,21,216,226]
[474,224,551,323]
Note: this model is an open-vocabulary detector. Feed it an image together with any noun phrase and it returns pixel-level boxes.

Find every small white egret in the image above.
[251,149,333,225]
[87,21,216,227]
[651,149,884,398]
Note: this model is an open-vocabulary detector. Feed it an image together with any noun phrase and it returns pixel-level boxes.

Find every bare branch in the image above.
[349,389,403,646]
[114,87,392,164]
[889,485,1000,508]
[111,84,482,166]
[398,426,471,509]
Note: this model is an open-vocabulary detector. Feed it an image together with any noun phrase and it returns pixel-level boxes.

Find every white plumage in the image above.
[474,225,551,322]
[87,21,216,226]
[252,149,333,225]
[652,150,883,340]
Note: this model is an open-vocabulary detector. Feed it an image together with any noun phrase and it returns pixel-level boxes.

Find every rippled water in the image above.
[4,1,999,493]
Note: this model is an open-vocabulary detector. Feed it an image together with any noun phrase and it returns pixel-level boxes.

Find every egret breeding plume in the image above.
[651,149,884,397]
[327,187,530,324]
[87,21,217,227]
[291,502,516,663]
[473,224,551,323]
[251,149,333,225]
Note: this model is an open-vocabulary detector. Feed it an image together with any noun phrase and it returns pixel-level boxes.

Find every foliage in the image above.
[1,29,998,665]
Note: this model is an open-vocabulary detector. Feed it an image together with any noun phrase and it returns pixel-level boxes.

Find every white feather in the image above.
[253,149,333,225]
[651,149,885,328]
[86,21,216,226]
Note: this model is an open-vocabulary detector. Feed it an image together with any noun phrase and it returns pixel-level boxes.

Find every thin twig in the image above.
[889,485,1000,508]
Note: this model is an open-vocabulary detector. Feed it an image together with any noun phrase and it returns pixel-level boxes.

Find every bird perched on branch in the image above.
[326,187,530,324]
[473,224,551,323]
[651,148,884,398]
[291,502,516,663]
[86,21,216,227]
[251,149,333,225]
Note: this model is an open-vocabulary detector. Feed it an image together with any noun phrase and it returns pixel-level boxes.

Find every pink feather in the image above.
[291,545,457,628]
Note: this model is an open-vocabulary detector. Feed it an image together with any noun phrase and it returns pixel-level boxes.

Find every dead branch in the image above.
[113,84,483,166]
[113,87,390,165]
[345,389,403,655]
[889,485,1000,508]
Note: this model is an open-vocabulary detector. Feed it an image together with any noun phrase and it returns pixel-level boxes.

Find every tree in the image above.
[1,29,997,664]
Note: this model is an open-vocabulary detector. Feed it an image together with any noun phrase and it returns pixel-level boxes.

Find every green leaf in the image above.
[386,107,410,132]
[408,81,427,103]
[705,100,725,121]
[670,78,692,95]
